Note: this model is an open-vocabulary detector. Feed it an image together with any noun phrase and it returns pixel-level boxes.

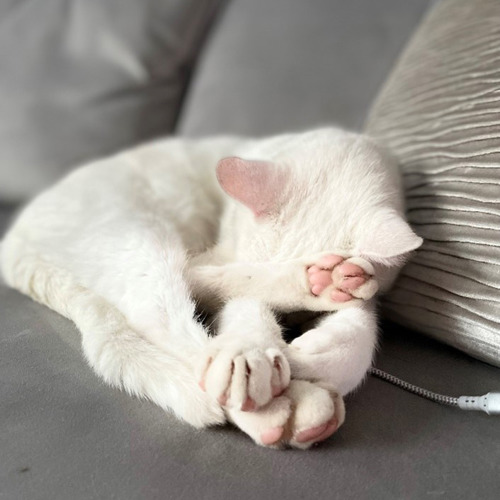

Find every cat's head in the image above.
[216,129,422,285]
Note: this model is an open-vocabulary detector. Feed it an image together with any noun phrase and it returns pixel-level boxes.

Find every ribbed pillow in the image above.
[365,0,500,366]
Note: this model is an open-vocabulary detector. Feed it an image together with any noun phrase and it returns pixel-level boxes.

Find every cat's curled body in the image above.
[0,128,422,448]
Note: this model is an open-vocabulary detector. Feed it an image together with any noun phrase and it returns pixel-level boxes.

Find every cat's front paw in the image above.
[198,341,290,411]
[226,380,345,449]
[307,255,378,303]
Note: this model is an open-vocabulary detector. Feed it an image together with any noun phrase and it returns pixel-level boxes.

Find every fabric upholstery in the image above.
[0,0,223,202]
[365,0,500,366]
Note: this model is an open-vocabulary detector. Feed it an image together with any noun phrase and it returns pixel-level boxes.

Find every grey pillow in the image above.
[366,0,500,366]
[178,0,430,137]
[0,0,222,202]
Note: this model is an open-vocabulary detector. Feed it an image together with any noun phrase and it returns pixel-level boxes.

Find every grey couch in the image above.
[1,1,499,499]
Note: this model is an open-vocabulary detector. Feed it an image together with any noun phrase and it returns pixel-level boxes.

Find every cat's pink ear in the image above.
[357,210,423,264]
[216,157,287,217]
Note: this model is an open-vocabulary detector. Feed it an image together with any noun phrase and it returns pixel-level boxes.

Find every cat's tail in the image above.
[0,237,225,428]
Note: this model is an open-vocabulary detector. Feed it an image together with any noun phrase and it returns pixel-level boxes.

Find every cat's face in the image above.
[217,131,422,271]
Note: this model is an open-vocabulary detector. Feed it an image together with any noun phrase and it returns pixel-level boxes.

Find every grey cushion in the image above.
[179,0,430,136]
[366,0,500,366]
[0,0,222,202]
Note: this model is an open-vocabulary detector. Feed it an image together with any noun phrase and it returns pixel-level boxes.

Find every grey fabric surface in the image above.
[0,205,14,237]
[2,266,499,499]
[179,0,430,136]
[366,0,500,366]
[0,0,223,202]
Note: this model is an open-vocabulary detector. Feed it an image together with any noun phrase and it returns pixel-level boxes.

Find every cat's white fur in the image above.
[0,128,422,448]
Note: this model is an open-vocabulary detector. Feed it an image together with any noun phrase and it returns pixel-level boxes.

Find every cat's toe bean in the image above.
[350,278,379,300]
[307,265,321,275]
[342,257,378,300]
[340,275,366,292]
[333,261,366,279]
[308,268,334,295]
[329,289,353,302]
[294,422,328,443]
[294,417,339,444]
[260,426,285,445]
[332,261,368,293]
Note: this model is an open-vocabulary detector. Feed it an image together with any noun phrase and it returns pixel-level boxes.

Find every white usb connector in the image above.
[458,393,500,415]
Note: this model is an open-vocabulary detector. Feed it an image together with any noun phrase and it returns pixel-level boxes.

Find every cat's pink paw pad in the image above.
[260,427,285,445]
[294,417,339,444]
[307,255,378,302]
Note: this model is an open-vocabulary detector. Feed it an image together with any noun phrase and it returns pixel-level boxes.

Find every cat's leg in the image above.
[286,301,378,396]
[197,298,345,448]
[198,298,291,411]
[188,253,378,313]
[1,238,225,428]
[73,287,225,428]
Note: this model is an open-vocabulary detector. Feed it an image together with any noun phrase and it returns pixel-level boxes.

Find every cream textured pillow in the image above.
[365,0,500,366]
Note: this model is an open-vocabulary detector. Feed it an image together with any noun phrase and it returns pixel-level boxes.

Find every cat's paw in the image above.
[226,380,345,449]
[307,255,378,303]
[198,341,290,411]
[285,381,345,449]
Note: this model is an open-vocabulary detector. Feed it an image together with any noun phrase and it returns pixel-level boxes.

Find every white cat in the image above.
[0,127,422,448]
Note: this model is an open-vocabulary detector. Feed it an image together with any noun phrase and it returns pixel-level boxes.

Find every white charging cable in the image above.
[369,367,500,415]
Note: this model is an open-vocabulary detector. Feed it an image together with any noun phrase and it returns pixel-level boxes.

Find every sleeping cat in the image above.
[0,127,422,448]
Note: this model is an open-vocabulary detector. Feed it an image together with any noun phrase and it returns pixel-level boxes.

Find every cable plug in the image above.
[458,393,500,415]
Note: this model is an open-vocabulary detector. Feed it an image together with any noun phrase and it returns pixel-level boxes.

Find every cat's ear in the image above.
[216,157,287,217]
[356,209,423,265]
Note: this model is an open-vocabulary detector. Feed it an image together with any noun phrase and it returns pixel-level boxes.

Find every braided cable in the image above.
[369,367,459,407]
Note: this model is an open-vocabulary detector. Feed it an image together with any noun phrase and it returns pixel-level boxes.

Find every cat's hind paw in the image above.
[285,381,344,449]
[227,380,345,449]
[307,255,378,303]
